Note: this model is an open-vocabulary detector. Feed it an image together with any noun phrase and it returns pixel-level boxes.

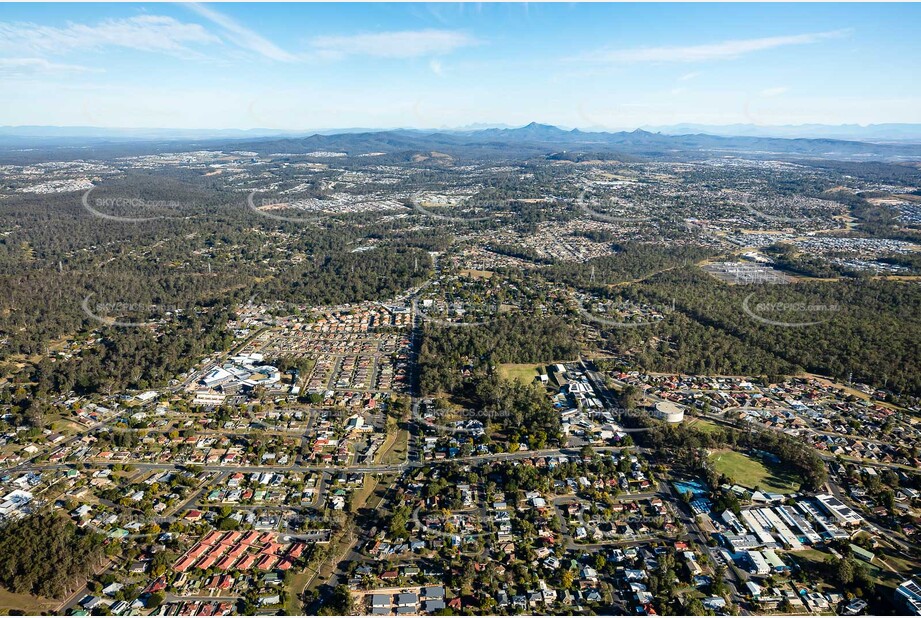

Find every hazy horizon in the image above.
[1,3,920,131]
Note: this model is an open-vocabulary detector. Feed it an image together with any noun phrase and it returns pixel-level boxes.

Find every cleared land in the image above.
[498,363,547,384]
[379,429,409,465]
[458,269,493,279]
[0,587,59,615]
[688,418,720,434]
[709,449,801,494]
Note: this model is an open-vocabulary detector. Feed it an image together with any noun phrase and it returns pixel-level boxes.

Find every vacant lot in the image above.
[378,429,409,465]
[0,587,58,615]
[498,363,547,384]
[689,418,720,434]
[459,269,493,279]
[709,449,801,494]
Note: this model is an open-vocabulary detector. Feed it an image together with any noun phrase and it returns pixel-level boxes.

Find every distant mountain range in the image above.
[217,122,921,162]
[0,125,379,142]
[639,123,921,142]
[3,121,921,163]
[3,121,921,143]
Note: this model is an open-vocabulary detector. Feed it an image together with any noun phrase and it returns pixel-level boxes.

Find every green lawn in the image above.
[498,363,546,384]
[709,449,801,494]
[379,429,409,465]
[285,570,313,615]
[690,418,720,434]
[791,547,832,563]
[877,553,921,575]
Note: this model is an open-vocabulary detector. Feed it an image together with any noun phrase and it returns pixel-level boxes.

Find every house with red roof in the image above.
[256,554,279,570]
[262,542,283,555]
[146,577,167,593]
[236,554,257,570]
[221,531,242,546]
[276,559,293,571]
[216,554,237,570]
[287,542,305,559]
[187,543,210,560]
[196,554,219,570]
[227,544,247,559]
[175,555,197,573]
[201,531,224,546]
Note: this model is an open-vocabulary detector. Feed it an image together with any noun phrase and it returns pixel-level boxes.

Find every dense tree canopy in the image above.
[0,512,106,598]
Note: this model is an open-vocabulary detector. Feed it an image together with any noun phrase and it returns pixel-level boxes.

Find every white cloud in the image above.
[429,58,444,76]
[679,71,700,81]
[582,29,851,64]
[761,86,789,97]
[0,57,100,76]
[185,3,297,62]
[310,29,479,59]
[0,15,219,57]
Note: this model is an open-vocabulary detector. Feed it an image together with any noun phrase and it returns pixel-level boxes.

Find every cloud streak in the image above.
[185,3,298,62]
[0,57,101,76]
[0,15,219,57]
[309,29,479,59]
[761,86,789,97]
[0,8,480,71]
[581,29,852,64]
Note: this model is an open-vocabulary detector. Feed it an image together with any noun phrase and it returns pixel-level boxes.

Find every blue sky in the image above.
[1,3,919,130]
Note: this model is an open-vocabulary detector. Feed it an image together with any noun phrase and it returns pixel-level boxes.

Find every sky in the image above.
[1,2,919,130]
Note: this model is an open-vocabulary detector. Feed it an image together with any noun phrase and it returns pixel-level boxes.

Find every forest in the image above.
[612,268,921,398]
[419,314,580,396]
[2,146,920,437]
[0,512,107,599]
[0,177,432,404]
[620,406,829,491]
[418,314,579,444]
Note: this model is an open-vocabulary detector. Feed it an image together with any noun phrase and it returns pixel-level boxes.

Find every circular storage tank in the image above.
[653,400,685,423]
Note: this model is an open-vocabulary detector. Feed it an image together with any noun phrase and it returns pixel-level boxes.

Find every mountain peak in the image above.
[521,122,561,131]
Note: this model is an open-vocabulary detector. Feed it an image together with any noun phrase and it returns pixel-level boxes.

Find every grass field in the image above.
[285,569,314,615]
[458,269,493,279]
[290,474,395,612]
[709,449,801,494]
[690,418,720,434]
[379,429,409,465]
[791,547,831,563]
[0,587,58,615]
[498,363,546,384]
[876,552,921,574]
